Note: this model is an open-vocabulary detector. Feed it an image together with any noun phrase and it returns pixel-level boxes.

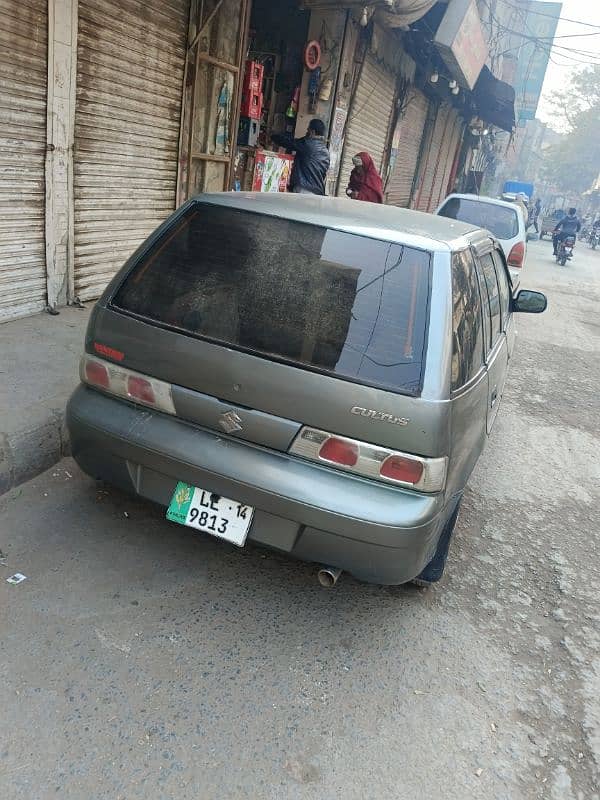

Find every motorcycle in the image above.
[556,235,576,266]
[590,229,599,250]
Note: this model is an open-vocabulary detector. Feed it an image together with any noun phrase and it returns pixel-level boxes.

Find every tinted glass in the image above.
[492,249,511,328]
[112,204,431,395]
[440,198,519,239]
[479,253,502,348]
[451,250,484,390]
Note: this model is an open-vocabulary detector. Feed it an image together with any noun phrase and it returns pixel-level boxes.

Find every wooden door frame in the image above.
[177,0,251,201]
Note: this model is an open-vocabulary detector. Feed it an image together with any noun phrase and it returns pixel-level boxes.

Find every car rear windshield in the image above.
[439,198,519,239]
[111,203,432,395]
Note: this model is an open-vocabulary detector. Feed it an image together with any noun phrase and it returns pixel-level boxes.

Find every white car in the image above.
[436,194,527,276]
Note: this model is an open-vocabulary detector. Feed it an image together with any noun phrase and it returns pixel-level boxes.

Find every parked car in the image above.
[67,194,547,587]
[437,194,527,279]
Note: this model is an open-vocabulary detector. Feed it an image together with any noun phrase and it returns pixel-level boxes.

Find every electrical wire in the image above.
[496,0,600,30]
[481,0,600,67]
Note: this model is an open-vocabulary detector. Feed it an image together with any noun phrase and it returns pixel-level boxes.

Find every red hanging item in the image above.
[304,40,321,71]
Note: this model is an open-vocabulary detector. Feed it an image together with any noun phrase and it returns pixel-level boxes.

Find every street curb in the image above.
[0,408,71,496]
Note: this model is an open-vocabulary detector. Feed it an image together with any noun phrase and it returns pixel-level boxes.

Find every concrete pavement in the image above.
[0,306,90,494]
[0,239,599,799]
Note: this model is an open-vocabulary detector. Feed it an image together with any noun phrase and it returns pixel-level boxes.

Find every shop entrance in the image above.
[232,0,310,193]
[177,0,250,201]
[178,0,310,200]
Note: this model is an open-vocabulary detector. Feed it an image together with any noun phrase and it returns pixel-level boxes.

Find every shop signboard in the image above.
[434,0,488,90]
[513,2,562,121]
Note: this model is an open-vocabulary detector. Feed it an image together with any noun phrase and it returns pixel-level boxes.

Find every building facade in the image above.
[1,0,518,323]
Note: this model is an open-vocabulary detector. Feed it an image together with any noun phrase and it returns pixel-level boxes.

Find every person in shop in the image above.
[271,118,330,195]
[346,152,384,203]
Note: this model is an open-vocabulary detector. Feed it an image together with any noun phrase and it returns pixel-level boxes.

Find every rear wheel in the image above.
[559,255,567,266]
[412,496,462,587]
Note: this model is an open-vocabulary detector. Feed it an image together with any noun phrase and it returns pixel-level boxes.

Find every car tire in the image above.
[411,495,462,587]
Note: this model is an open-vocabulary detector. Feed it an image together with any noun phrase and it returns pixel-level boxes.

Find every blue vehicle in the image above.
[503,181,534,200]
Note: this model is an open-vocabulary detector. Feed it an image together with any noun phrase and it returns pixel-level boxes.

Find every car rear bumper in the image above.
[67,386,455,584]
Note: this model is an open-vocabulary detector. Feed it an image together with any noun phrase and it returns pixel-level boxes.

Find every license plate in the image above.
[166,481,254,547]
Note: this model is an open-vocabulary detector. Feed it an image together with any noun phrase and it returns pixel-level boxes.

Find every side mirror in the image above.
[513,289,547,314]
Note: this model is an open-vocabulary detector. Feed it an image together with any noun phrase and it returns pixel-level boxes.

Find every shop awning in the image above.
[473,66,516,133]
[378,0,438,27]
[300,0,437,26]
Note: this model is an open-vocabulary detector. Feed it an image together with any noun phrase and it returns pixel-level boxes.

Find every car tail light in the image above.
[127,376,156,405]
[80,355,175,415]
[507,241,525,267]
[289,427,447,493]
[319,437,359,466]
[85,359,110,389]
[380,455,424,484]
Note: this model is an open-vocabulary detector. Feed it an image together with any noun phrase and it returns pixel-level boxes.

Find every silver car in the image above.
[67,194,546,586]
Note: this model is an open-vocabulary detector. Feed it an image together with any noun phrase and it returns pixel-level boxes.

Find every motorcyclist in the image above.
[553,208,581,255]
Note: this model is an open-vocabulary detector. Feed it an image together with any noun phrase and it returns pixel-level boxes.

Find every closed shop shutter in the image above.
[0,0,48,322]
[431,110,463,210]
[74,0,190,301]
[337,53,396,197]
[386,89,429,207]
[414,104,452,213]
[414,106,463,213]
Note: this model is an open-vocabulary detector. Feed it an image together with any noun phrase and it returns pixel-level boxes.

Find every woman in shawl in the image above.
[346,152,384,204]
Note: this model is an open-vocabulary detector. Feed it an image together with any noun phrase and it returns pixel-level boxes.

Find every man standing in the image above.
[271,118,330,196]
[527,198,542,234]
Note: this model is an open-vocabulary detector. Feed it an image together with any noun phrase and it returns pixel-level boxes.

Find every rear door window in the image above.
[477,253,502,350]
[111,203,432,396]
[451,250,484,390]
[491,249,511,329]
[440,198,519,239]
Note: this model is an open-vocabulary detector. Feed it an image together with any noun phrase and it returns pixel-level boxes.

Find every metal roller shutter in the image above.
[74,0,190,301]
[0,0,48,322]
[386,89,429,207]
[337,53,395,197]
[414,104,453,213]
[434,111,463,208]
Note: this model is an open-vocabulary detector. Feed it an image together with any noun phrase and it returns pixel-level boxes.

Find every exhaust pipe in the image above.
[317,566,342,588]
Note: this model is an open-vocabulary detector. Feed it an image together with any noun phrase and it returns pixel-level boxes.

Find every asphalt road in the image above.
[1,238,599,800]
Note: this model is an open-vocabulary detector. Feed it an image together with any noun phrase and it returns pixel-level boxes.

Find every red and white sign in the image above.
[434,0,488,90]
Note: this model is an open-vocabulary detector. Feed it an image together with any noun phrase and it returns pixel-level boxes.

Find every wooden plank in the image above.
[197,52,239,73]
[191,152,231,163]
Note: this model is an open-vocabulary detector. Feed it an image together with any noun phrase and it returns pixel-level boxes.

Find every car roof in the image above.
[194,192,486,252]
[443,193,521,212]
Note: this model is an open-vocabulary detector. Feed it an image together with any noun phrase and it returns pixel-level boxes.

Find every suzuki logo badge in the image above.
[219,410,244,434]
